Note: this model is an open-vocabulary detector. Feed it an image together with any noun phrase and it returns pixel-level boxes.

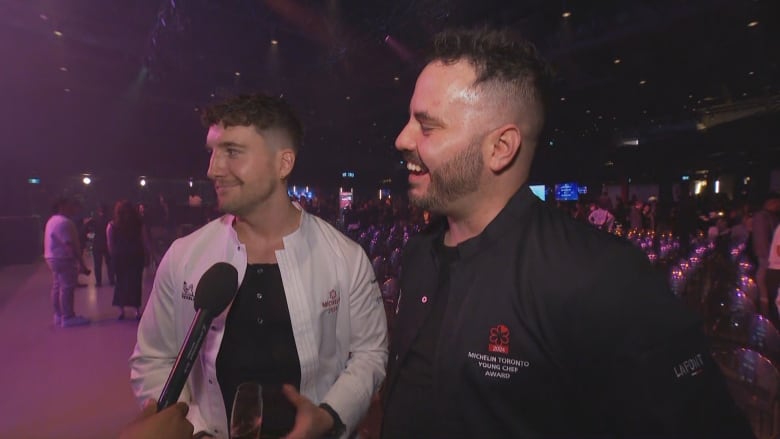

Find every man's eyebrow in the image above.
[206,141,245,149]
[413,111,444,125]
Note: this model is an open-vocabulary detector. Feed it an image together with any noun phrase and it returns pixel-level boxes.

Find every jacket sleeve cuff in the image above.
[318,402,346,438]
[186,403,212,438]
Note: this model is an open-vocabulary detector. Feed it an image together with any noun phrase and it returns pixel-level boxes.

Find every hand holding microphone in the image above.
[157,262,239,411]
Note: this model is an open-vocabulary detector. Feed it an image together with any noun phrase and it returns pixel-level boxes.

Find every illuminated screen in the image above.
[339,190,353,209]
[555,182,579,201]
[529,185,546,201]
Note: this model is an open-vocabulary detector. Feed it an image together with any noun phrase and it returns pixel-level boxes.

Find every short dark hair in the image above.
[52,196,78,214]
[201,93,304,152]
[427,27,554,123]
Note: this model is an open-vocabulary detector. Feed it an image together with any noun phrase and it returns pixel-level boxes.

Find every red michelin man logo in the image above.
[488,324,510,354]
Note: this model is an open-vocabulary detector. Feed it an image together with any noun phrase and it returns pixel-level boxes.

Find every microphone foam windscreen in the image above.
[194,262,239,313]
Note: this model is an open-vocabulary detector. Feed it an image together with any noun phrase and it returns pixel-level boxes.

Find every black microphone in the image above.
[157,262,239,411]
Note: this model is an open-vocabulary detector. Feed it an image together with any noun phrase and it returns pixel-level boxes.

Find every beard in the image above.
[410,138,483,213]
[215,178,277,218]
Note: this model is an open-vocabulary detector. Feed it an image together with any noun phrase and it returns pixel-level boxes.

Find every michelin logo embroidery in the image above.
[467,324,530,380]
[182,281,195,301]
[322,289,340,314]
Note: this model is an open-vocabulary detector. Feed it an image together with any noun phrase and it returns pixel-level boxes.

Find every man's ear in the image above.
[487,124,521,173]
[279,149,296,180]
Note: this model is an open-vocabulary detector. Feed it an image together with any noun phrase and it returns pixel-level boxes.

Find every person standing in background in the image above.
[108,200,150,320]
[765,223,780,329]
[587,199,615,232]
[629,199,644,231]
[86,204,114,287]
[751,194,780,318]
[44,197,90,327]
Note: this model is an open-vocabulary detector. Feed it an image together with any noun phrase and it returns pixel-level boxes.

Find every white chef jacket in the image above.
[130,209,388,438]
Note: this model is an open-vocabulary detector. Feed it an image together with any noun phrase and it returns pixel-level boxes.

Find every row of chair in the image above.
[676,241,780,439]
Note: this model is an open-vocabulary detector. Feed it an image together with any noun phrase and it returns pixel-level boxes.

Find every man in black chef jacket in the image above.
[381,26,754,438]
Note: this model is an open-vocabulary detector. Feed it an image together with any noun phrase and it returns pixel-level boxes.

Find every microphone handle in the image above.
[157,308,213,411]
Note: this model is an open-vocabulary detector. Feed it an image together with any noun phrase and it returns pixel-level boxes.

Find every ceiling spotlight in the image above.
[560,97,566,101]
[139,177,147,187]
[748,71,754,76]
[64,88,71,92]
[234,71,241,76]
[613,58,621,64]
[188,179,194,188]
[82,176,92,185]
[393,76,399,81]
[59,66,68,72]
[620,139,639,146]
[639,79,646,85]
[562,11,571,18]
[346,96,351,100]
[53,30,63,37]
[40,13,49,21]
[747,21,759,27]
[271,39,279,45]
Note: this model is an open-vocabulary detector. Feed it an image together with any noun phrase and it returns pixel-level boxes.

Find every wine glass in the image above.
[230,382,263,439]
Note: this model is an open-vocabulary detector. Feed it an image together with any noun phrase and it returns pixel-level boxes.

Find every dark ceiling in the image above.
[1,0,778,192]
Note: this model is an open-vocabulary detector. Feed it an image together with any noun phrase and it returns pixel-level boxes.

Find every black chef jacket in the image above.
[382,186,753,439]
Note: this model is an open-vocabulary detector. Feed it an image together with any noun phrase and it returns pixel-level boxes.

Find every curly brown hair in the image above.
[201,93,303,152]
[428,27,554,127]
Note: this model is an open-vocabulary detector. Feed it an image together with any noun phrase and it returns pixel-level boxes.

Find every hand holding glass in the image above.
[230,382,263,439]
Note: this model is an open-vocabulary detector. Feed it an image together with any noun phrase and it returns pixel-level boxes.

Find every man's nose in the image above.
[395,122,415,152]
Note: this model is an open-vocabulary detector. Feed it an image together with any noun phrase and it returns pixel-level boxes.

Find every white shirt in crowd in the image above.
[588,208,615,231]
[768,224,780,270]
[44,214,79,259]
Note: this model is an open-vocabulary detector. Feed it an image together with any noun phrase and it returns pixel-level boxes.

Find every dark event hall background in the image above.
[0,1,778,438]
[0,0,777,222]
